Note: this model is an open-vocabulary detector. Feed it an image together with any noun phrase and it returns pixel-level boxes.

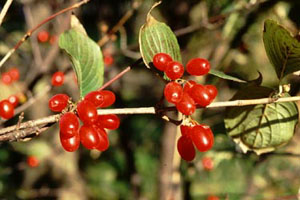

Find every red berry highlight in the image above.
[0,100,14,119]
[177,135,196,161]
[59,112,80,139]
[77,100,98,125]
[165,61,184,80]
[51,71,64,86]
[79,125,100,149]
[96,90,116,108]
[85,91,105,108]
[164,81,183,104]
[60,132,80,152]
[186,58,210,76]
[190,125,214,152]
[97,114,120,130]
[153,53,173,71]
[8,95,19,108]
[48,94,69,112]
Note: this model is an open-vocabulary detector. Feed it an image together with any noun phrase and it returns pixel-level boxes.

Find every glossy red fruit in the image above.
[177,135,196,161]
[104,54,114,66]
[180,125,193,137]
[153,53,173,71]
[0,100,14,119]
[202,157,214,170]
[205,85,218,101]
[79,125,100,149]
[8,68,20,81]
[96,90,116,108]
[190,125,214,152]
[59,112,80,139]
[97,114,120,130]
[176,93,196,115]
[165,61,184,80]
[164,81,183,104]
[27,156,39,168]
[8,95,19,108]
[60,132,80,152]
[186,58,210,76]
[51,71,64,86]
[190,84,211,107]
[37,30,49,43]
[183,80,197,94]
[93,125,109,151]
[77,100,98,124]
[1,72,12,85]
[206,195,219,200]
[85,91,105,108]
[48,94,69,112]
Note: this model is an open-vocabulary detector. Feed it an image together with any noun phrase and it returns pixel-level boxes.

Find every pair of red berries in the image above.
[48,90,120,152]
[177,124,214,161]
[164,80,217,115]
[152,53,210,80]
[1,68,20,85]
[0,95,19,119]
[51,71,65,87]
[37,30,57,44]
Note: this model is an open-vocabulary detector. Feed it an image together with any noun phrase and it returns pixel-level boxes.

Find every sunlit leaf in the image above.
[59,29,104,97]
[224,86,298,155]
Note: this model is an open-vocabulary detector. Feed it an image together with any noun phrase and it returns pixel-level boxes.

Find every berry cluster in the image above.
[48,90,119,152]
[1,67,20,85]
[152,53,218,161]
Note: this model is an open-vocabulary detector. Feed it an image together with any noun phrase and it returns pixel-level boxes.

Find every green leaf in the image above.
[263,19,300,80]
[139,2,182,69]
[59,29,104,97]
[224,86,298,155]
[209,69,246,83]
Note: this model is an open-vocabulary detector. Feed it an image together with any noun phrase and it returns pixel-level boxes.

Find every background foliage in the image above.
[0,0,299,199]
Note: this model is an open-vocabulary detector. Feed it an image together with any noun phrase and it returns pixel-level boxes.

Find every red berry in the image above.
[59,112,80,139]
[190,125,214,152]
[183,80,197,94]
[27,156,39,168]
[8,95,19,108]
[205,85,218,101]
[60,132,80,152]
[153,53,173,71]
[190,84,211,107]
[8,68,20,81]
[177,135,195,161]
[79,125,100,149]
[104,54,114,66]
[165,61,184,80]
[206,195,219,200]
[96,90,116,108]
[49,35,57,45]
[85,91,105,108]
[176,93,196,115]
[180,125,193,137]
[77,100,98,124]
[48,94,69,112]
[202,157,214,170]
[164,81,183,104]
[93,125,109,151]
[51,71,64,86]
[0,100,14,119]
[1,72,12,85]
[186,58,210,76]
[37,30,49,43]
[97,114,120,130]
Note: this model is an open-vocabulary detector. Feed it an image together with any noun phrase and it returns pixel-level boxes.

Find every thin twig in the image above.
[1,95,300,142]
[0,0,13,26]
[0,0,90,68]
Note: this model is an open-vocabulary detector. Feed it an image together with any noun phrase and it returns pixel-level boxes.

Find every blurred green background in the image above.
[0,0,299,199]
